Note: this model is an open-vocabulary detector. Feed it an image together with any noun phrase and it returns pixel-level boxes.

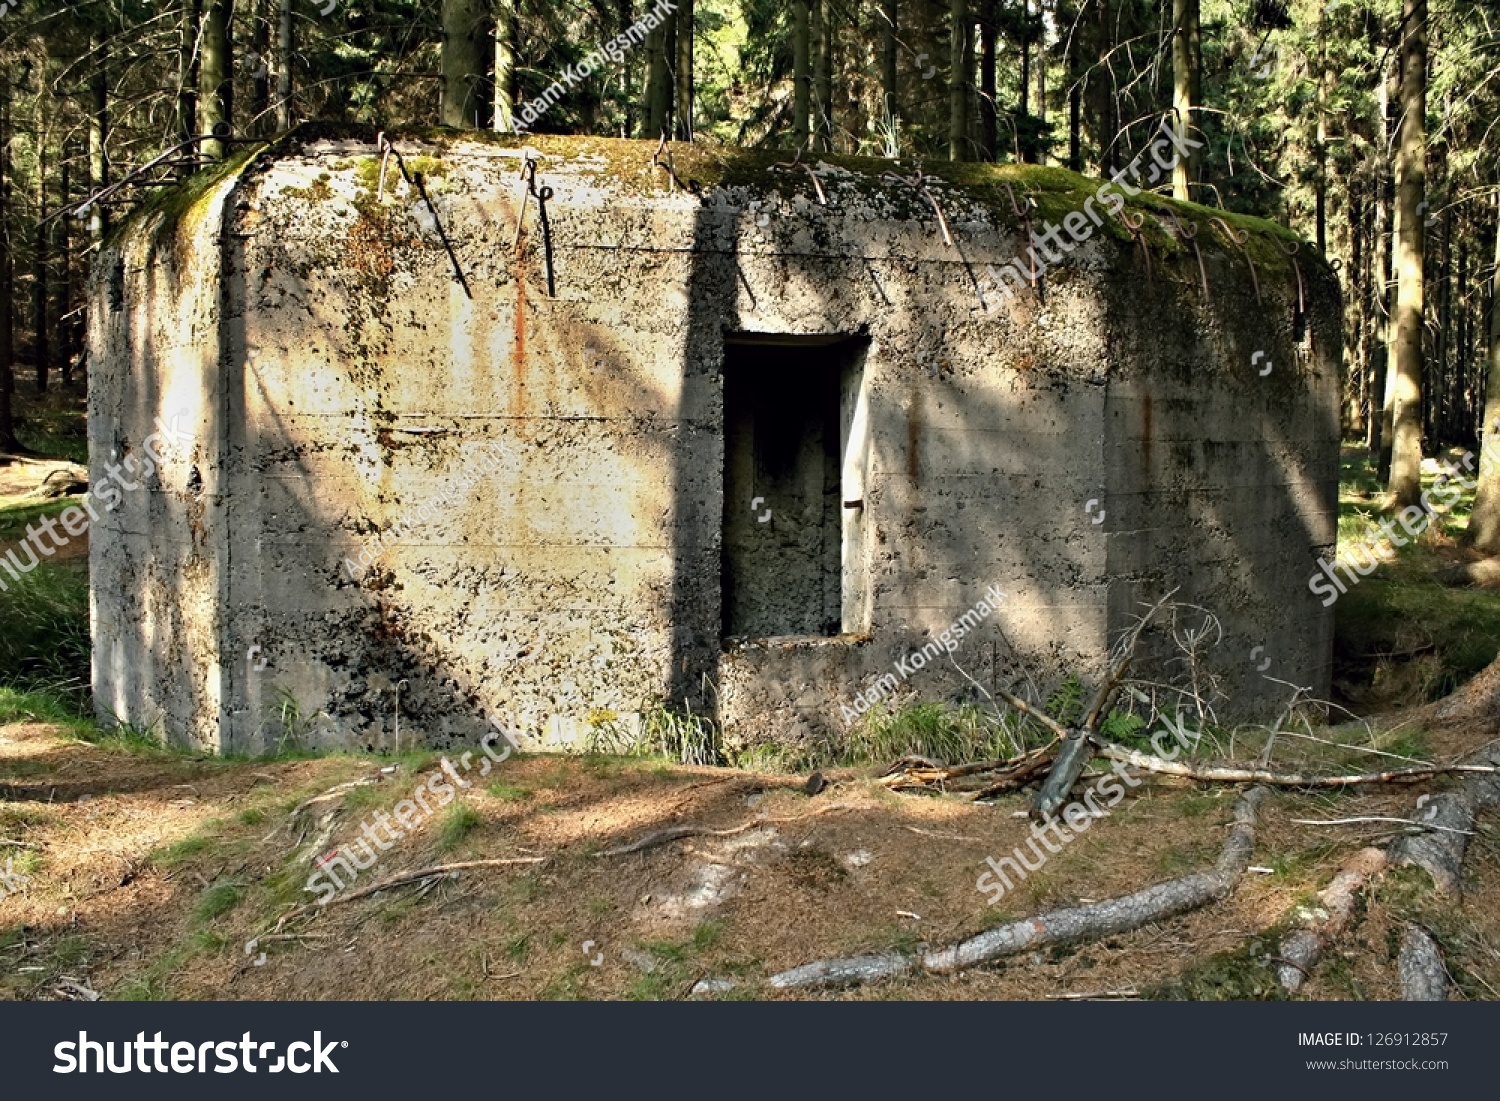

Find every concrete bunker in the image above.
[88,125,1342,757]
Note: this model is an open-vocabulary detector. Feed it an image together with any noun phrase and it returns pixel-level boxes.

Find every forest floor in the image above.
[4,382,1500,1000]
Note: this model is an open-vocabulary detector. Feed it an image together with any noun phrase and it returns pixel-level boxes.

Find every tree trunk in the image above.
[33,144,49,395]
[792,0,810,149]
[881,0,897,119]
[1368,161,1389,456]
[88,38,109,242]
[493,0,515,132]
[441,0,486,127]
[1378,54,1399,479]
[275,0,292,131]
[1463,207,1500,553]
[1170,0,1199,200]
[251,0,271,133]
[949,0,967,161]
[179,0,201,172]
[1388,0,1428,508]
[0,75,17,453]
[673,0,694,140]
[201,0,233,158]
[58,152,72,385]
[979,0,996,160]
[644,5,673,139]
[814,0,832,150]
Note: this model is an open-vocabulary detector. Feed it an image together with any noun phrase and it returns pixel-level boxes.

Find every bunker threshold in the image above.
[721,333,870,642]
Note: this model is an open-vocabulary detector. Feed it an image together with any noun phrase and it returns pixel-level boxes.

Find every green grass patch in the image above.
[436,802,482,851]
[193,883,241,923]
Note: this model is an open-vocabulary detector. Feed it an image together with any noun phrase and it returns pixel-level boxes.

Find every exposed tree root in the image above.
[747,787,1268,992]
[269,856,546,932]
[595,803,859,858]
[1397,925,1450,1001]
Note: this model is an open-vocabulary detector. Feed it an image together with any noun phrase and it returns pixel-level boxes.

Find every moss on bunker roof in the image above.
[127,121,1323,284]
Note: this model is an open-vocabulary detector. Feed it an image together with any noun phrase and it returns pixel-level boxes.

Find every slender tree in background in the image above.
[813,0,832,150]
[1464,209,1500,552]
[200,0,233,156]
[1387,0,1428,508]
[979,0,996,160]
[0,72,17,454]
[274,0,292,131]
[644,4,673,138]
[881,0,897,119]
[792,0,810,149]
[674,0,694,141]
[493,0,515,133]
[87,34,108,242]
[1171,0,1199,200]
[177,0,200,169]
[32,135,48,394]
[948,0,967,161]
[441,0,486,127]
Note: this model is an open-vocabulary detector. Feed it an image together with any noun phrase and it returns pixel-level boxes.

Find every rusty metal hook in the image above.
[1273,235,1305,317]
[771,149,828,206]
[372,133,470,298]
[1209,215,1260,306]
[1121,208,1153,285]
[1163,208,1209,301]
[882,166,955,249]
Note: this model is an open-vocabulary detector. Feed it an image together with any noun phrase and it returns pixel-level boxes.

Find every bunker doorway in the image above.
[721,333,870,641]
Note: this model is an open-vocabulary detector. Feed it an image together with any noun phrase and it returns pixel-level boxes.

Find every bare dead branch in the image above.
[595,803,859,858]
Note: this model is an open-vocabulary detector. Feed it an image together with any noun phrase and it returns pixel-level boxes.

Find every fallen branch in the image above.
[1397,925,1449,1002]
[1275,847,1388,993]
[1289,816,1475,836]
[753,787,1268,991]
[1095,743,1500,788]
[596,803,859,858]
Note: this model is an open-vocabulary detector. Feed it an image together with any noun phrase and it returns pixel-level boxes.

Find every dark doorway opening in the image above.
[721,334,869,641]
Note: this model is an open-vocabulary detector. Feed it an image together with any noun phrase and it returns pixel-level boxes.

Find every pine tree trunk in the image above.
[881,0,897,119]
[948,0,967,161]
[673,0,694,140]
[1367,163,1388,455]
[0,76,16,453]
[179,0,200,171]
[1170,0,1199,200]
[201,0,233,157]
[1378,56,1398,479]
[441,0,486,127]
[815,0,833,150]
[1388,0,1428,508]
[33,144,49,395]
[979,0,996,160]
[792,0,810,149]
[58,153,72,386]
[88,39,109,242]
[1463,206,1500,553]
[493,0,515,132]
[644,9,673,139]
[275,0,292,131]
[252,0,271,133]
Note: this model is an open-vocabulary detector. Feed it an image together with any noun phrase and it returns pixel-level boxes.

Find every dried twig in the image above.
[1290,816,1476,836]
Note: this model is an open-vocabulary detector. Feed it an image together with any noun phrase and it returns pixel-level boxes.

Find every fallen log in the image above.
[1095,744,1500,788]
[1274,847,1388,993]
[1397,925,1449,1002]
[754,786,1268,992]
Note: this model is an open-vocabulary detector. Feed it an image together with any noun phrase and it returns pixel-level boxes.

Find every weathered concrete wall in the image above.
[90,126,1340,755]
